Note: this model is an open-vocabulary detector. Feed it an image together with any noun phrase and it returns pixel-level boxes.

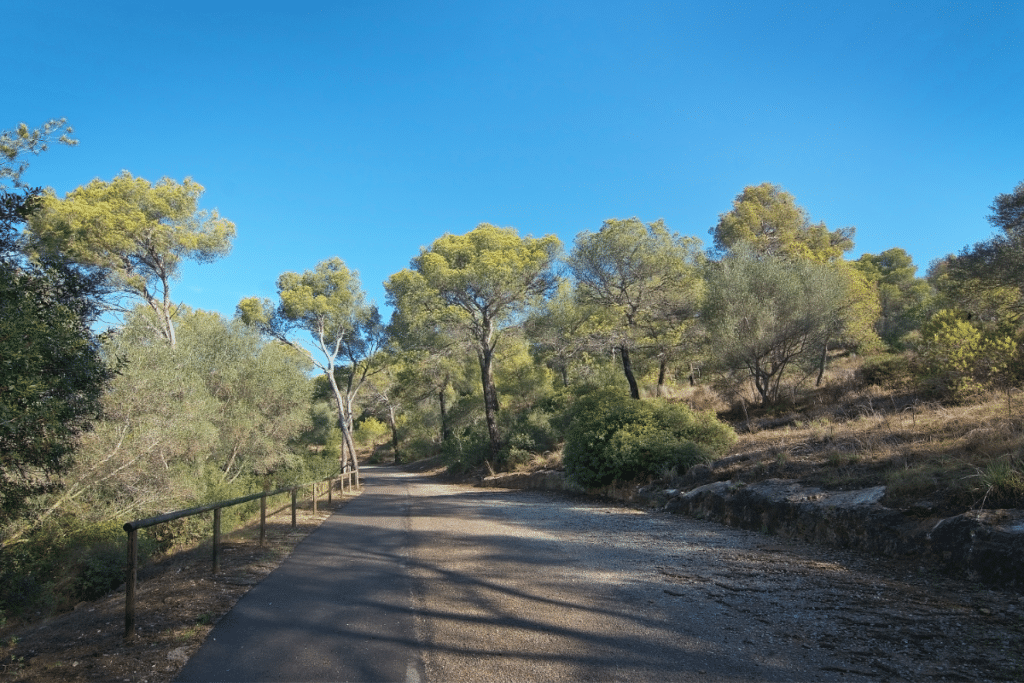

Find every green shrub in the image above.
[440,425,492,473]
[859,353,918,389]
[0,518,164,621]
[354,417,389,448]
[564,388,736,488]
[917,309,1018,400]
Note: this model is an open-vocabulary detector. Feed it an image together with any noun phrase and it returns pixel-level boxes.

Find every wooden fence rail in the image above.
[122,471,359,639]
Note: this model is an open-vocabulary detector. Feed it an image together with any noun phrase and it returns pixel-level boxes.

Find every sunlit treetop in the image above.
[0,118,77,189]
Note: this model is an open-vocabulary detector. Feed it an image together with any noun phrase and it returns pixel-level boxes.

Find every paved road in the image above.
[176,467,1021,682]
[177,469,423,682]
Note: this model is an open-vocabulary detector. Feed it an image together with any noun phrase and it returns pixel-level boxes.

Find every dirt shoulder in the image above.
[0,492,358,683]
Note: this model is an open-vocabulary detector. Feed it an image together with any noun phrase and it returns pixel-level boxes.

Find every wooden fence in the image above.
[121,471,359,639]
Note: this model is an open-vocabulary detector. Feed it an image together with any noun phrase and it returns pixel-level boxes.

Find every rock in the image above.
[679,463,713,488]
[669,478,1024,590]
[480,470,576,492]
[927,509,1024,587]
[633,485,677,509]
[167,646,190,664]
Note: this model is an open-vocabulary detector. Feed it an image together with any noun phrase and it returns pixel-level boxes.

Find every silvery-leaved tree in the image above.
[238,257,385,478]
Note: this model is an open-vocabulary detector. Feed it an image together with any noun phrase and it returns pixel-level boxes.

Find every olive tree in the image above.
[704,249,858,405]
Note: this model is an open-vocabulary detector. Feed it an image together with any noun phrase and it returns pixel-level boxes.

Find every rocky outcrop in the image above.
[480,470,583,492]
[480,470,1024,591]
[927,509,1024,587]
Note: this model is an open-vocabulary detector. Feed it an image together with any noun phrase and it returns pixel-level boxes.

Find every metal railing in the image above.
[122,471,359,639]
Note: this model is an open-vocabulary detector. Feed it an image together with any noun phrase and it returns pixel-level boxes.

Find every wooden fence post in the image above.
[291,488,297,528]
[260,482,268,547]
[122,477,329,636]
[125,528,137,639]
[212,508,221,574]
[312,482,318,515]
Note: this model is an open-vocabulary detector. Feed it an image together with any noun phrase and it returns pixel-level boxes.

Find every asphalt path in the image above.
[176,467,887,682]
[176,469,423,682]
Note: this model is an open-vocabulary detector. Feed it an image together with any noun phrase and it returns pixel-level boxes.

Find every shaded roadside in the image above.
[0,491,358,682]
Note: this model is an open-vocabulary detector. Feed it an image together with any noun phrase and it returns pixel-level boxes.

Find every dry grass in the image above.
[698,375,1024,516]
[522,359,1024,517]
[513,450,564,473]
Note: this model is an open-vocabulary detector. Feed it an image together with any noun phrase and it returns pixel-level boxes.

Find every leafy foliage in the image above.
[567,218,705,399]
[710,183,854,262]
[917,309,1018,400]
[939,180,1024,307]
[564,388,735,488]
[703,249,866,405]
[386,224,561,461]
[0,119,77,189]
[1,188,112,528]
[239,257,382,475]
[25,171,235,346]
[28,309,314,532]
[853,248,933,347]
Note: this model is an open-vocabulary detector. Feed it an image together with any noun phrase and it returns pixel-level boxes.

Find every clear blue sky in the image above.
[8,0,1023,320]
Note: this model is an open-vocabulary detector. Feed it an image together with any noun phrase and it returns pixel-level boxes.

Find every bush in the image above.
[917,310,1018,401]
[859,353,918,389]
[440,424,492,474]
[0,518,161,621]
[354,417,389,449]
[563,388,736,489]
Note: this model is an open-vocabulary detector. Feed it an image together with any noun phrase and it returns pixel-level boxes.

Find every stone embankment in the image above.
[480,469,1024,591]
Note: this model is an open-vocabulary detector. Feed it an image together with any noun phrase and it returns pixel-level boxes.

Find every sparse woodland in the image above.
[2,119,1023,625]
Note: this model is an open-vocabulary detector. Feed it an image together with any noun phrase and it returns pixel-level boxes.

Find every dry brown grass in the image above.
[698,373,1024,516]
[518,359,1024,516]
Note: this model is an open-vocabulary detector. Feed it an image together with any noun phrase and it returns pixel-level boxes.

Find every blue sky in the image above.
[8,1,1023,320]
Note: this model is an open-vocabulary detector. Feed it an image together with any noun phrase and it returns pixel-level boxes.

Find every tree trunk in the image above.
[656,357,668,397]
[478,344,502,462]
[439,386,453,443]
[326,369,360,480]
[816,341,829,387]
[159,273,176,348]
[620,345,640,399]
[387,402,400,465]
[750,363,771,406]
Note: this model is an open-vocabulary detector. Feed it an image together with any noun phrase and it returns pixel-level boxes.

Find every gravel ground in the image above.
[401,472,1024,682]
